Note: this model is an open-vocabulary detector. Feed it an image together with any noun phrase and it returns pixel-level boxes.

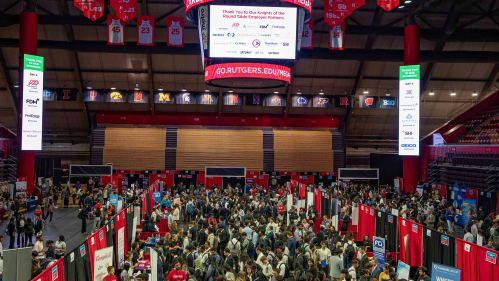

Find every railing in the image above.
[446,97,478,121]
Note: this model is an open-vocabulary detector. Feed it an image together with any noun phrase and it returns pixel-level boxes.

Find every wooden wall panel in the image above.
[274,130,334,172]
[103,127,166,170]
[176,129,263,171]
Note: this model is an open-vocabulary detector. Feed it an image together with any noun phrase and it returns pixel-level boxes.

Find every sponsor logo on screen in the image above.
[212,33,224,37]
[26,98,40,106]
[252,39,261,48]
[227,32,235,37]
[27,80,40,89]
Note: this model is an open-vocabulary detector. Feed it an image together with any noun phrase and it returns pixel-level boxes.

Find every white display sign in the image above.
[209,5,297,60]
[22,54,44,150]
[398,65,420,156]
[94,246,114,281]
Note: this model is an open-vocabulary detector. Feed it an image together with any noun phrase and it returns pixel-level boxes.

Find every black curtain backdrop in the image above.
[206,167,245,177]
[370,154,403,185]
[76,240,92,281]
[174,175,197,188]
[222,177,244,189]
[375,210,387,239]
[70,165,112,176]
[477,191,498,215]
[128,175,144,189]
[63,246,78,281]
[270,176,291,187]
[423,227,456,275]
[315,175,336,187]
[386,212,397,252]
[35,158,61,183]
[126,208,134,250]
[106,219,118,267]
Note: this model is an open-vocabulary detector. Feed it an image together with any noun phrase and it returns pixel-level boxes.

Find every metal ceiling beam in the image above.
[478,64,499,101]
[0,0,20,16]
[0,47,18,117]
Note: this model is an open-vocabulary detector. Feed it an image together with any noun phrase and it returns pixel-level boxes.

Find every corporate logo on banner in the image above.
[380,96,397,109]
[412,224,418,233]
[359,96,379,108]
[176,92,197,104]
[223,93,243,105]
[292,95,311,107]
[99,230,104,241]
[388,215,393,223]
[52,265,58,280]
[83,89,104,102]
[431,263,461,281]
[441,235,449,246]
[128,91,149,103]
[486,251,497,264]
[197,93,218,105]
[154,91,174,104]
[106,90,126,102]
[399,65,420,156]
[80,244,86,256]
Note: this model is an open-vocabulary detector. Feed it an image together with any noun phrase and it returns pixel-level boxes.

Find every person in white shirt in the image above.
[266,218,279,234]
[317,241,331,270]
[228,237,241,253]
[348,259,359,281]
[255,247,265,267]
[260,256,273,278]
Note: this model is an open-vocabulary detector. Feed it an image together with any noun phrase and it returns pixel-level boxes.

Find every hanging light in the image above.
[363,89,369,94]
[158,83,163,91]
[205,89,210,92]
[14,81,19,88]
[110,82,116,90]
[319,89,324,95]
[134,83,140,90]
[297,89,301,95]
[87,83,92,90]
[450,90,456,96]
[386,89,390,96]
[429,90,435,96]
[228,89,233,93]
[181,84,187,91]
[274,91,279,94]
[472,91,478,96]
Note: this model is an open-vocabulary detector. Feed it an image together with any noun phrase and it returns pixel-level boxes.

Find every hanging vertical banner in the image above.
[22,54,44,151]
[324,0,348,26]
[301,20,313,49]
[115,210,128,269]
[137,15,154,46]
[378,0,399,11]
[399,65,420,156]
[116,0,137,22]
[107,15,125,45]
[167,16,184,47]
[80,0,104,21]
[329,22,345,50]
[127,91,149,103]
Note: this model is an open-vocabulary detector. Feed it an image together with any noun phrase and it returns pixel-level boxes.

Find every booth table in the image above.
[26,199,39,212]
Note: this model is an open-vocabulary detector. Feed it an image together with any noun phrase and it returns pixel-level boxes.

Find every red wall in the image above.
[96,112,340,128]
[205,177,223,189]
[291,174,314,185]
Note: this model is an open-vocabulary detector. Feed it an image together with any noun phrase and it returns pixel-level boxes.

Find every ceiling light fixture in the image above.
[205,89,210,92]
[429,90,435,96]
[14,81,19,88]
[87,83,92,90]
[228,89,233,93]
[297,89,301,95]
[110,82,116,90]
[472,91,478,96]
[274,91,279,94]
[398,5,405,8]
[134,83,140,90]
[363,89,368,94]
[158,83,163,91]
[450,90,456,96]
[386,89,390,96]
[319,89,324,95]
[404,0,411,3]
[182,84,187,92]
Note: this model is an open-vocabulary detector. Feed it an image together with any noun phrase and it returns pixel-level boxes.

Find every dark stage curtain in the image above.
[386,212,397,252]
[223,177,245,190]
[477,191,498,216]
[106,219,119,267]
[270,176,291,187]
[375,210,387,239]
[35,158,61,183]
[126,207,134,250]
[423,227,456,275]
[315,175,336,187]
[174,175,197,188]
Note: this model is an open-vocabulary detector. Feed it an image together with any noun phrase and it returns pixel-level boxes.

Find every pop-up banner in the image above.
[94,246,114,281]
[115,209,128,269]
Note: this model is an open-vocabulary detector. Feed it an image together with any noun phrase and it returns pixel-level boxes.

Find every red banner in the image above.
[205,63,291,83]
[167,17,184,47]
[324,0,350,26]
[116,0,137,21]
[107,15,125,45]
[329,21,345,50]
[358,204,376,241]
[115,209,128,269]
[32,258,65,281]
[78,0,104,21]
[351,0,365,11]
[280,0,312,13]
[397,217,423,266]
[301,20,313,49]
[137,15,154,46]
[377,0,399,11]
[185,0,217,13]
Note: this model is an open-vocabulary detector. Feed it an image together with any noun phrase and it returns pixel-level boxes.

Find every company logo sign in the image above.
[388,215,393,223]
[25,114,40,119]
[80,244,86,256]
[52,265,58,280]
[227,32,235,37]
[252,39,261,48]
[272,25,285,29]
[441,235,449,246]
[401,144,416,147]
[27,80,40,90]
[486,251,497,264]
[232,23,239,28]
[268,52,280,55]
[260,24,268,29]
[212,33,224,36]
[412,224,418,233]
[26,98,40,106]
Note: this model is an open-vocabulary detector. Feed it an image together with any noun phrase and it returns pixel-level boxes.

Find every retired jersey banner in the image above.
[223,93,243,106]
[137,15,154,46]
[56,88,78,101]
[127,91,149,103]
[167,17,184,47]
[334,95,353,108]
[291,95,312,107]
[301,20,313,49]
[329,22,345,50]
[313,95,332,108]
[378,0,399,11]
[197,92,218,105]
[116,0,137,21]
[266,94,287,107]
[359,96,379,108]
[83,89,104,102]
[154,91,174,104]
[245,93,264,106]
[176,92,196,105]
[106,90,126,103]
[107,15,124,45]
[380,96,397,109]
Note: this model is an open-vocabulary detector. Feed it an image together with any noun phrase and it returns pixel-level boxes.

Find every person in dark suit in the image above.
[370,258,382,279]
[286,231,297,257]
[34,214,43,236]
[358,246,369,273]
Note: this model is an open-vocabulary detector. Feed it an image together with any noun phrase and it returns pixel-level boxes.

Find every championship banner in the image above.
[22,54,44,151]
[154,91,175,104]
[324,0,349,26]
[329,22,345,50]
[176,92,197,105]
[333,95,353,108]
[223,93,243,106]
[116,0,137,21]
[115,209,128,269]
[82,0,104,21]
[301,20,313,49]
[312,95,332,108]
[378,0,399,11]
[105,90,126,103]
[291,95,312,107]
[245,93,264,106]
[137,15,154,46]
[359,96,379,108]
[380,96,397,109]
[167,16,184,47]
[94,246,114,281]
[197,92,218,105]
[128,90,149,103]
[56,88,78,101]
[107,15,125,45]
[265,94,287,107]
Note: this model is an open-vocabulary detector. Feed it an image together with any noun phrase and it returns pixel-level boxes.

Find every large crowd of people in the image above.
[7,178,499,281]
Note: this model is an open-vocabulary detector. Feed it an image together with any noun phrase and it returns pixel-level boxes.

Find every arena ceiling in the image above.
[1,0,499,150]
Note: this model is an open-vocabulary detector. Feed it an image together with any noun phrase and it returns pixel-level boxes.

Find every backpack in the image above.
[212,235,219,250]
[188,203,194,214]
[268,252,278,268]
[279,263,290,278]
[346,244,355,261]
[284,254,294,271]
[229,240,241,256]
[25,221,33,233]
[245,238,255,255]
[77,210,83,219]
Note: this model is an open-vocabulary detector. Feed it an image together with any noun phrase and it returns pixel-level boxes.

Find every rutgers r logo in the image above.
[28,80,39,86]
[340,97,349,106]
[365,98,374,106]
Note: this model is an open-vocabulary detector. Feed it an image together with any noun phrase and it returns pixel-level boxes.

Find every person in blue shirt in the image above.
[286,231,297,257]
[252,227,258,246]
[162,196,170,208]
[445,206,455,234]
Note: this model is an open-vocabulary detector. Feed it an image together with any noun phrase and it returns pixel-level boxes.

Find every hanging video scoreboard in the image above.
[399,65,420,156]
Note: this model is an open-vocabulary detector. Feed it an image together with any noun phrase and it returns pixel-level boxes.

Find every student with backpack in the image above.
[276,254,289,279]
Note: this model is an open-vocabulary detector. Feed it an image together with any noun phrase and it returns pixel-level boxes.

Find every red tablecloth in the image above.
[158,218,170,232]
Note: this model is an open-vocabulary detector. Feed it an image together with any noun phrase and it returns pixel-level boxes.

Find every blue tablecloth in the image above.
[27,199,39,212]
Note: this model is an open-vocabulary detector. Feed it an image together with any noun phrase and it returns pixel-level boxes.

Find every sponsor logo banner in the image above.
[22,54,44,151]
[127,90,149,103]
[359,95,379,108]
[106,90,126,102]
[291,95,311,107]
[83,89,104,102]
[197,92,218,105]
[154,91,174,104]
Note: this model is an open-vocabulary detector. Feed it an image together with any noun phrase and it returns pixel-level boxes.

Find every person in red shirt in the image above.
[103,266,117,281]
[167,261,187,281]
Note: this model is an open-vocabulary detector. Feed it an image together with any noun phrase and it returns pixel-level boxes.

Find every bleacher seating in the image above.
[458,102,499,144]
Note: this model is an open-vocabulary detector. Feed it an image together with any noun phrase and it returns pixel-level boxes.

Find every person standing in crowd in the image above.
[445,206,455,234]
[329,249,344,280]
[16,214,25,247]
[416,267,430,281]
[44,199,54,223]
[166,260,187,281]
[7,218,15,249]
[24,217,34,246]
[93,207,102,233]
[54,235,66,259]
[103,266,117,281]
[80,205,88,234]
